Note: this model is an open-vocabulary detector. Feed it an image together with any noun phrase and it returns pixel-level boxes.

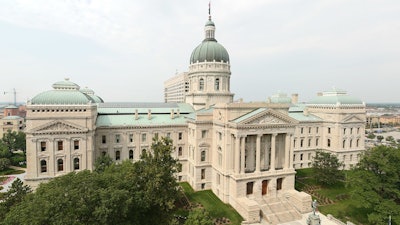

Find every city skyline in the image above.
[1,0,399,103]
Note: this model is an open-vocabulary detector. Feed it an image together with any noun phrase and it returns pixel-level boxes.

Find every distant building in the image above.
[0,105,25,137]
[25,12,366,224]
[164,72,189,103]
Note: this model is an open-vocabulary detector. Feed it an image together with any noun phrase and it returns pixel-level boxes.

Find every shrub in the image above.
[0,158,11,171]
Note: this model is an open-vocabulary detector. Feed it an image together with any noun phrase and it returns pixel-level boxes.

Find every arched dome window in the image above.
[199,78,204,91]
[215,78,220,91]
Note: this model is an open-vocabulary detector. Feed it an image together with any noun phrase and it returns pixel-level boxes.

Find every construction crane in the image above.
[3,88,17,106]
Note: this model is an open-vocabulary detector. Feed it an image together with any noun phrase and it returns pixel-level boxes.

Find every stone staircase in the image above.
[258,197,302,225]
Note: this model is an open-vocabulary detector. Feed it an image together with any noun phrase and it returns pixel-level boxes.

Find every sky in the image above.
[0,0,399,104]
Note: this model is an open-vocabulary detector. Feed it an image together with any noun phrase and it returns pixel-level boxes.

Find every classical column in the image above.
[240,136,245,174]
[270,134,277,171]
[289,134,294,169]
[284,134,290,169]
[234,135,240,174]
[256,134,261,172]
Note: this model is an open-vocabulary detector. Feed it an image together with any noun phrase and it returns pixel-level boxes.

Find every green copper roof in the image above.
[190,41,229,64]
[96,114,188,127]
[233,108,267,123]
[31,90,94,105]
[308,89,363,105]
[52,78,80,90]
[289,112,322,122]
[97,103,194,114]
[80,87,104,103]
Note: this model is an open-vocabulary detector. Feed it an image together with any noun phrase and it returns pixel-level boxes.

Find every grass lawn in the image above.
[295,168,368,225]
[0,168,25,176]
[180,182,243,225]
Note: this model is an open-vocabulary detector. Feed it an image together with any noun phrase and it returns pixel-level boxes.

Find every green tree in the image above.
[93,153,113,173]
[376,135,384,142]
[312,151,344,186]
[0,131,24,152]
[0,178,31,220]
[0,158,11,171]
[348,146,400,225]
[128,136,182,224]
[367,133,376,139]
[2,137,182,225]
[386,136,394,142]
[184,208,214,225]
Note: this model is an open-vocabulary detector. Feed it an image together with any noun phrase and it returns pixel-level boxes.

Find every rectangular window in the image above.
[246,182,254,195]
[41,141,46,151]
[328,127,331,134]
[277,178,283,190]
[166,132,171,138]
[154,133,159,139]
[201,130,207,138]
[129,134,134,143]
[218,132,222,140]
[316,138,319,146]
[74,140,79,150]
[142,133,147,142]
[300,127,303,134]
[115,134,120,143]
[102,135,106,144]
[308,139,311,147]
[309,127,312,133]
[57,141,63,151]
[178,132,183,140]
[316,127,319,133]
[201,169,205,179]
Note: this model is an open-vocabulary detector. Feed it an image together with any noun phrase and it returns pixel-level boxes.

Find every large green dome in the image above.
[190,41,229,64]
[190,18,229,64]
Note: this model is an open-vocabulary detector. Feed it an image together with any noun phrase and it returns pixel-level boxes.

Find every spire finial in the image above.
[208,1,211,20]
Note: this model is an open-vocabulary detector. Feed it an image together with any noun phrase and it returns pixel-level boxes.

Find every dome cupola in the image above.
[189,10,229,64]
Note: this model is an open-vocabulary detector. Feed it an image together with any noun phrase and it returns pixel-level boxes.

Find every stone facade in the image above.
[24,13,366,224]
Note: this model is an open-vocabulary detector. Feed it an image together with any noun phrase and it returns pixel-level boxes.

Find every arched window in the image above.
[57,159,63,172]
[129,150,134,159]
[199,78,204,91]
[201,150,206,161]
[74,158,80,170]
[350,140,353,148]
[356,139,359,147]
[327,139,331,147]
[215,78,220,91]
[343,140,346,148]
[115,151,121,160]
[178,147,183,156]
[40,160,47,173]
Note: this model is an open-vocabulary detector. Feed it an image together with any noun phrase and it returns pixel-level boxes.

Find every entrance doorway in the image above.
[262,180,268,195]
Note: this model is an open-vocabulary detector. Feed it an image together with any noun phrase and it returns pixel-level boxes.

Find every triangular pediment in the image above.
[342,115,364,123]
[236,108,297,126]
[30,120,89,134]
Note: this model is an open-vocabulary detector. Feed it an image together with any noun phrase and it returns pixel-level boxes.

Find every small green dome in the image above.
[31,90,94,105]
[80,87,104,103]
[31,79,95,105]
[205,19,215,27]
[190,41,229,64]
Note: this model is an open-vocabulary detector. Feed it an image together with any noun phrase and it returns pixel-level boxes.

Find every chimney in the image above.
[291,94,299,104]
[135,109,138,120]
[171,109,174,119]
[304,108,309,116]
[148,109,151,120]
